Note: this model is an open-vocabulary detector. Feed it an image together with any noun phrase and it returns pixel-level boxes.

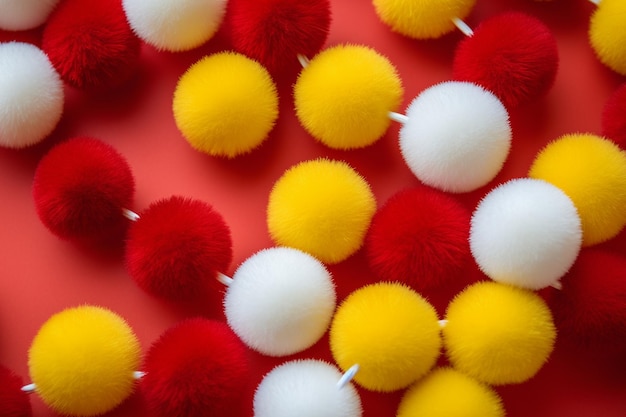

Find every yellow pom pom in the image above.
[294,45,403,149]
[397,368,505,417]
[28,305,141,416]
[589,0,626,76]
[267,158,376,264]
[443,281,556,385]
[173,51,279,158]
[330,282,441,392]
[529,133,626,246]
[373,0,477,39]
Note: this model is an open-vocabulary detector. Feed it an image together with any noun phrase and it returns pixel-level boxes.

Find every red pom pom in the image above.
[0,365,32,417]
[125,196,233,302]
[452,12,558,109]
[33,137,135,246]
[141,318,250,417]
[41,0,140,90]
[602,83,626,148]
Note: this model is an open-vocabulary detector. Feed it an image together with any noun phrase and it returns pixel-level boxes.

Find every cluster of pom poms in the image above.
[0,365,32,417]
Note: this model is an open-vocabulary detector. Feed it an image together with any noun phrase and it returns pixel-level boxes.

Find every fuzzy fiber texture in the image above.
[330,282,441,392]
[41,0,141,90]
[453,11,558,109]
[0,42,64,149]
[28,305,141,417]
[443,281,556,385]
[224,247,336,356]
[0,365,32,417]
[173,51,279,158]
[399,81,511,193]
[267,158,376,264]
[589,0,626,76]
[141,318,249,417]
[32,137,135,246]
[294,44,403,149]
[254,360,362,417]
[529,133,626,246]
[0,0,60,31]
[602,83,626,148]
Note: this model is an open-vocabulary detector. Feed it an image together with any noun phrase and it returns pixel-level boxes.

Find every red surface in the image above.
[1,1,625,416]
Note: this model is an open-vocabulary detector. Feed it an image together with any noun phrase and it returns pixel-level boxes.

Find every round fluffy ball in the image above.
[589,0,626,76]
[267,158,376,264]
[397,368,504,417]
[365,186,472,291]
[0,42,64,148]
[529,133,626,246]
[330,282,441,392]
[41,0,141,90]
[254,360,362,417]
[32,137,135,246]
[123,0,226,52]
[28,305,141,417]
[602,83,626,148]
[443,281,556,385]
[141,318,249,417]
[399,81,511,193]
[294,44,403,149]
[470,178,582,290]
[224,247,336,356]
[0,0,60,31]
[125,196,233,302]
[0,365,32,417]
[372,0,477,39]
[452,11,559,109]
[173,51,279,158]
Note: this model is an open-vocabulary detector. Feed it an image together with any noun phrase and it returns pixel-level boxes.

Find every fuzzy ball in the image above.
[224,247,336,356]
[41,0,140,90]
[602,83,626,148]
[372,0,477,39]
[365,186,472,291]
[330,282,441,392]
[443,281,556,385]
[529,133,626,246]
[0,365,32,417]
[399,81,511,193]
[589,0,626,76]
[125,196,232,302]
[294,44,403,149]
[470,178,582,290]
[173,51,279,158]
[32,137,135,246]
[0,0,60,31]
[397,368,504,417]
[452,11,558,109]
[140,318,249,417]
[254,360,362,417]
[267,158,376,264]
[227,0,331,76]
[28,305,141,417]
[0,42,64,149]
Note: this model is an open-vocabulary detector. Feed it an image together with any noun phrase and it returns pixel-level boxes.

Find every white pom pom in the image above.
[0,0,60,31]
[224,247,336,356]
[470,178,582,290]
[399,81,511,193]
[0,42,64,149]
[122,0,227,52]
[254,360,362,417]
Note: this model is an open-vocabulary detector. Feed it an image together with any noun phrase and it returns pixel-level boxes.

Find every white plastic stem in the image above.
[452,17,474,37]
[438,319,448,328]
[133,371,146,380]
[122,208,140,221]
[297,54,310,69]
[389,112,409,124]
[217,272,233,286]
[551,281,563,290]
[337,364,359,389]
[21,383,36,393]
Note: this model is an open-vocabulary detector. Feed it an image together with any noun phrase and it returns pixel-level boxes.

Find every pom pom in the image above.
[267,158,376,264]
[173,51,279,158]
[224,247,336,356]
[140,318,249,417]
[329,282,441,392]
[294,44,403,149]
[254,360,362,417]
[0,42,64,149]
[529,133,626,246]
[125,196,233,302]
[41,0,141,90]
[589,0,626,76]
[0,0,60,31]
[0,365,32,417]
[28,305,141,417]
[399,81,511,193]
[122,0,226,52]
[601,83,626,148]
[470,178,582,290]
[452,12,559,109]
[32,137,135,246]
[443,281,556,385]
[372,0,477,39]
[397,368,504,417]
[365,186,472,291]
